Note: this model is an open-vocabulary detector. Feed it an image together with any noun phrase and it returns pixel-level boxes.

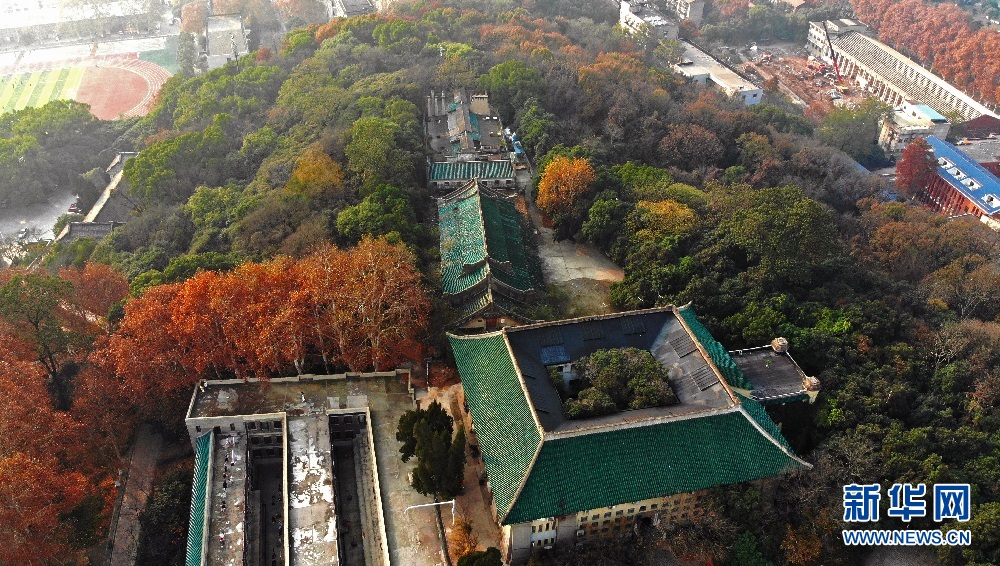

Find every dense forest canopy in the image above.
[1,0,1000,563]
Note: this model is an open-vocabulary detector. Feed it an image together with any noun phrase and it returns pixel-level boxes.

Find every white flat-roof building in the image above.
[879,101,952,158]
[662,0,704,24]
[673,40,763,106]
[806,20,998,122]
[620,0,679,40]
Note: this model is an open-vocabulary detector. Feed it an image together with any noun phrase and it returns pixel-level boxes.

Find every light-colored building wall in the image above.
[501,491,708,564]
[663,0,704,23]
[806,20,997,122]
[620,0,679,40]
[878,102,952,157]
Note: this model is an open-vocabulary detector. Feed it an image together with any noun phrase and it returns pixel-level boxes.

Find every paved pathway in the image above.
[519,168,624,316]
[109,425,163,566]
[520,169,623,285]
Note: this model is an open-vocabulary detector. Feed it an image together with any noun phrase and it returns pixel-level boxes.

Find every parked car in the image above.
[68,203,80,213]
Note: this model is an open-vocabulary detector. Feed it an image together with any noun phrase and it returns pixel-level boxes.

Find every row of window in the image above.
[579,499,697,522]
[194,420,283,434]
[250,435,281,446]
[530,522,553,533]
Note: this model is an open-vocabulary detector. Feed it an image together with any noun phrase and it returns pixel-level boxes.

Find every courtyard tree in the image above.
[396,401,466,499]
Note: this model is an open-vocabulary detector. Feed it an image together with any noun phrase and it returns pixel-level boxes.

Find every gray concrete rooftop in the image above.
[730,347,809,402]
[287,415,338,565]
[506,309,737,434]
[188,373,407,419]
[207,434,247,566]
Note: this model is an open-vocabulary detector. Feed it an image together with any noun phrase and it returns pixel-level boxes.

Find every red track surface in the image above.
[76,66,147,120]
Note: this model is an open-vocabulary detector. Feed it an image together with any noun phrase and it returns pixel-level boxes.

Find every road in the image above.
[0,190,78,241]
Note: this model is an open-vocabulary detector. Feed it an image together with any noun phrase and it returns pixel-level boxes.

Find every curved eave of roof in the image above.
[449,332,544,522]
[501,400,810,525]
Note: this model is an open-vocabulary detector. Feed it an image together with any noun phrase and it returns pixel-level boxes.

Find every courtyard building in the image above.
[450,305,816,564]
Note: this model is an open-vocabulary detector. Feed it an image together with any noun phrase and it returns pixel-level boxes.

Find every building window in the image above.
[592,515,598,521]
[615,510,623,516]
[247,422,256,430]
[651,504,658,510]
[604,512,611,518]
[532,526,536,533]
[603,520,609,525]
[628,508,635,514]
[195,426,201,433]
[230,423,236,431]
[274,421,282,429]
[640,506,646,512]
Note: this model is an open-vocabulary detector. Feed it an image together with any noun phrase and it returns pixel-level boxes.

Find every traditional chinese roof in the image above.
[185,432,213,566]
[437,181,540,297]
[927,136,1000,215]
[453,287,536,327]
[429,160,514,182]
[450,306,810,525]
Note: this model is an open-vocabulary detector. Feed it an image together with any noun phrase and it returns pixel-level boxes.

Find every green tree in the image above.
[458,547,502,566]
[0,274,77,379]
[136,469,193,566]
[816,98,890,168]
[177,32,196,77]
[397,401,465,499]
[396,401,453,462]
[336,184,416,243]
[480,60,545,121]
[730,531,773,566]
[346,116,408,187]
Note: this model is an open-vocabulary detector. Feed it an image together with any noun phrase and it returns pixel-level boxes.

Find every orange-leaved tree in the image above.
[0,452,88,565]
[299,237,430,372]
[536,156,595,218]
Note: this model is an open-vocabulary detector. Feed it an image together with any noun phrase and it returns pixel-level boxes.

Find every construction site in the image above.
[742,50,868,115]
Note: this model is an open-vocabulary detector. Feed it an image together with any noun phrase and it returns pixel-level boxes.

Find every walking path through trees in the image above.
[109,425,163,566]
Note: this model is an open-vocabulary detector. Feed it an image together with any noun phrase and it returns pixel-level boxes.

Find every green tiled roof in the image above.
[438,183,540,296]
[430,161,514,181]
[451,308,811,526]
[737,392,793,451]
[453,288,536,326]
[503,407,808,524]
[679,306,755,391]
[185,432,212,566]
[450,333,542,521]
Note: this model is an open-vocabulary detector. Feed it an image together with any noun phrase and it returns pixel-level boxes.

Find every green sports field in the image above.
[0,67,85,115]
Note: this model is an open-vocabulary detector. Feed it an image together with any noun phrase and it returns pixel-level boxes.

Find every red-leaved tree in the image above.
[896,137,937,198]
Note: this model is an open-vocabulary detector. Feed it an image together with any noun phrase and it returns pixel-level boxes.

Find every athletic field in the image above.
[0,67,86,114]
[0,52,172,119]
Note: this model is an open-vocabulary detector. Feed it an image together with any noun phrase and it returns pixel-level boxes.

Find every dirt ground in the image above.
[553,277,617,319]
[743,51,869,116]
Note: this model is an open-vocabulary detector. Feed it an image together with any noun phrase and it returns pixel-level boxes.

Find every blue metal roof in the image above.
[914,105,947,123]
[926,136,1000,215]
